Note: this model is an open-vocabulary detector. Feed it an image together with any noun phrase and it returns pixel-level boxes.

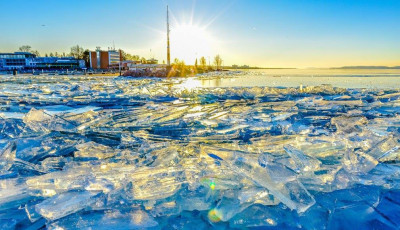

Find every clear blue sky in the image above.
[0,0,399,67]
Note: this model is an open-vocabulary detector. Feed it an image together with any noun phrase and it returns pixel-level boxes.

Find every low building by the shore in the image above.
[0,52,36,70]
[146,58,158,64]
[0,52,85,71]
[33,57,85,69]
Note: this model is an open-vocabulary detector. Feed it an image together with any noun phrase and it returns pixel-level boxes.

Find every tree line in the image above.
[169,54,223,77]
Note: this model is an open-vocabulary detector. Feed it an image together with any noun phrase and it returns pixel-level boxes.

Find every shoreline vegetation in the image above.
[122,65,219,78]
[123,56,225,78]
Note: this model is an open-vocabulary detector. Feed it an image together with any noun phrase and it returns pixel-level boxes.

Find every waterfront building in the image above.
[0,52,36,70]
[89,47,122,69]
[33,57,85,69]
[0,52,85,71]
[146,58,159,64]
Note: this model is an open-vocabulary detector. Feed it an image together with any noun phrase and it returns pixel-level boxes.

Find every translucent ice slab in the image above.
[203,146,315,213]
[35,191,101,221]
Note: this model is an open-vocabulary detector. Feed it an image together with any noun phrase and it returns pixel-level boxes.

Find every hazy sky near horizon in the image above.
[0,0,399,68]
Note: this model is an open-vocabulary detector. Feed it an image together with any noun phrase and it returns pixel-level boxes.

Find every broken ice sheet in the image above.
[0,208,29,230]
[177,186,214,212]
[35,190,102,221]
[2,74,400,228]
[212,187,279,222]
[74,141,117,160]
[378,146,400,162]
[48,209,158,230]
[283,145,322,173]
[23,108,76,133]
[0,118,25,138]
[0,179,31,211]
[229,204,293,228]
[125,166,188,201]
[203,146,316,213]
[0,141,16,173]
[258,153,298,183]
[150,200,181,217]
[343,149,378,174]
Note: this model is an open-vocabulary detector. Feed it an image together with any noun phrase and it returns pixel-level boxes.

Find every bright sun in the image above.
[170,24,213,65]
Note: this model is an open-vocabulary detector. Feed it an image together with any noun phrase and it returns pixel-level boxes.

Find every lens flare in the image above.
[208,209,222,222]
[210,181,216,190]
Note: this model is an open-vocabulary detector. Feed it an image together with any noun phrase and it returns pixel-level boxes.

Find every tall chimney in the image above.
[167,5,171,67]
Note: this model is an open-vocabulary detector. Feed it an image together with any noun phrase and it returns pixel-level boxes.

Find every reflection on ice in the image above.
[1,73,400,228]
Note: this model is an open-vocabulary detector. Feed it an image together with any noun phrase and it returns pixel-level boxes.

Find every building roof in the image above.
[14,52,34,55]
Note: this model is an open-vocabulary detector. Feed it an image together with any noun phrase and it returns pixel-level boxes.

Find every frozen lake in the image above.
[186,68,400,89]
[1,71,400,229]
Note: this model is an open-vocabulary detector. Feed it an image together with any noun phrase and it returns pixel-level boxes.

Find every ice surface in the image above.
[1,73,400,228]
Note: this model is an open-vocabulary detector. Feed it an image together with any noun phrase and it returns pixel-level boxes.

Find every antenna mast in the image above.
[167,5,171,67]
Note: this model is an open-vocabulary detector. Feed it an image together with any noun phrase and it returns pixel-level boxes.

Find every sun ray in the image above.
[204,1,235,29]
[170,23,214,64]
[141,3,224,64]
[135,22,165,35]
[190,0,197,25]
[168,8,180,28]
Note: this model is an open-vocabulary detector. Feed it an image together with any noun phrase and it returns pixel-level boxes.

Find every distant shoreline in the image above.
[330,66,400,70]
[229,67,297,70]
[230,66,400,70]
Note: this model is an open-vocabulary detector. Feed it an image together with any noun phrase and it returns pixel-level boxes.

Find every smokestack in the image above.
[167,5,171,67]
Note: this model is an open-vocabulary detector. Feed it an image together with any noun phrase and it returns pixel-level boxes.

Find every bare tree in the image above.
[82,49,90,67]
[19,45,32,52]
[200,56,207,70]
[31,50,40,57]
[70,45,84,59]
[213,54,222,70]
[120,49,127,60]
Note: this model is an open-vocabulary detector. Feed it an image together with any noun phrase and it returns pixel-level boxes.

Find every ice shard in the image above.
[0,141,16,173]
[23,108,76,133]
[283,145,321,173]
